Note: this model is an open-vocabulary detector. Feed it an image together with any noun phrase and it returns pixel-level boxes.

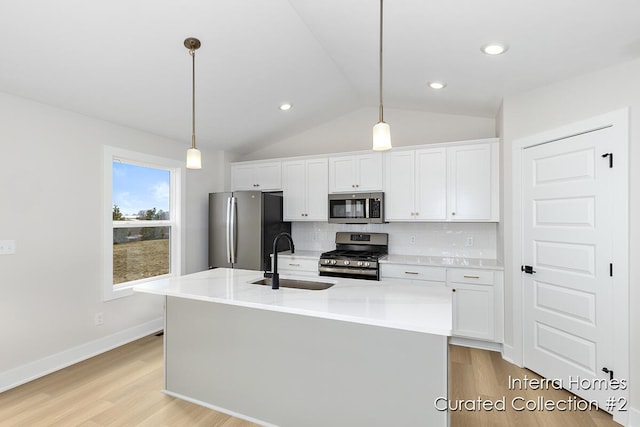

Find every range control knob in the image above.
[331,260,337,265]
[365,262,371,267]
[343,260,350,265]
[357,261,363,267]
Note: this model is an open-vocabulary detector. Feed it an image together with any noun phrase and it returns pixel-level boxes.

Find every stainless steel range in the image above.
[319,232,388,281]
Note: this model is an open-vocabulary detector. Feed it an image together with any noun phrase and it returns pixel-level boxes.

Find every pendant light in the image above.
[185,37,202,169]
[373,0,392,151]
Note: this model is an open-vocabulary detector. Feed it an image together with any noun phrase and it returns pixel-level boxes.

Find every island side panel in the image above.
[165,296,448,427]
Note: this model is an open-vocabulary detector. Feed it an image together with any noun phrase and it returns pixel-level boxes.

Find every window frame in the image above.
[103,146,185,301]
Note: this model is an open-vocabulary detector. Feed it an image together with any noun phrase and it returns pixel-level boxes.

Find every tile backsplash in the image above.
[292,222,497,259]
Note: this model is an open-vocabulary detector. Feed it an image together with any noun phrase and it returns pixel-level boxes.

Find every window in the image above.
[103,146,183,300]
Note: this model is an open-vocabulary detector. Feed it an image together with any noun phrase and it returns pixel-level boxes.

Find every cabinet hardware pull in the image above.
[404,271,419,275]
[452,288,456,292]
[451,212,456,216]
[463,275,480,279]
[289,263,300,267]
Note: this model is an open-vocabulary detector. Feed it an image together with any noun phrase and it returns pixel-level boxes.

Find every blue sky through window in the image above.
[113,161,170,217]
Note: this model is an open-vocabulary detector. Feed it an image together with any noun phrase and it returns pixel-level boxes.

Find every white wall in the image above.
[241,106,496,160]
[501,58,640,418]
[0,92,225,385]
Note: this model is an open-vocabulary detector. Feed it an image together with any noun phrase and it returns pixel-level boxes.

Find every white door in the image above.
[522,128,615,409]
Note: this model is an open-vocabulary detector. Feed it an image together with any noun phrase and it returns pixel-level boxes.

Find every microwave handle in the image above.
[365,197,370,219]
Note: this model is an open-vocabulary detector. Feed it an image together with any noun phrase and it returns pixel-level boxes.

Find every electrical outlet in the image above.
[94,312,104,326]
[465,236,474,247]
[0,240,16,255]
[409,235,416,245]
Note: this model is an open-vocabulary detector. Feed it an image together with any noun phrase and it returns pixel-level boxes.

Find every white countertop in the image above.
[134,268,451,336]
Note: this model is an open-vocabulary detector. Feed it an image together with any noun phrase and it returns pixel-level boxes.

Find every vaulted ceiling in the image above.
[1,0,639,155]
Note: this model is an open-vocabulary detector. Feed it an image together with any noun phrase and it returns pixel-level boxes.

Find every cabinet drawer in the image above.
[448,269,494,285]
[276,257,319,273]
[380,264,446,282]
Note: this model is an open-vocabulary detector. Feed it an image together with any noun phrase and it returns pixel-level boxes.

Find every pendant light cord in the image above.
[190,48,196,149]
[378,0,384,122]
[378,0,384,123]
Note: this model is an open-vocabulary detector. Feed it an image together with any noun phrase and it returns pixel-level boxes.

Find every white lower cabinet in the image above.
[447,269,503,342]
[382,263,504,344]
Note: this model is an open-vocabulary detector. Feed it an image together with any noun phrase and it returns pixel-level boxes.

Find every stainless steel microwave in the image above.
[328,192,384,224]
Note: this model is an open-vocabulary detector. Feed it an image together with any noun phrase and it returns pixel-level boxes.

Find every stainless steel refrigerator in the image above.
[208,191,291,271]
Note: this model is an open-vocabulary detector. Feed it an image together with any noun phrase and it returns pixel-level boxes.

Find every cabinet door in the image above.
[447,143,497,221]
[451,283,495,341]
[328,156,357,193]
[282,161,307,221]
[415,148,447,220]
[254,162,282,191]
[356,153,383,191]
[305,158,328,221]
[231,162,282,191]
[231,164,258,191]
[383,151,415,220]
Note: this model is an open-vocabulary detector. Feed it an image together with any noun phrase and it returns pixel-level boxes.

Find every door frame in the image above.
[510,108,629,425]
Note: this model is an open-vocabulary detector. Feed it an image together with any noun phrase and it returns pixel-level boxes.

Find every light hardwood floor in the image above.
[449,345,620,427]
[0,334,619,426]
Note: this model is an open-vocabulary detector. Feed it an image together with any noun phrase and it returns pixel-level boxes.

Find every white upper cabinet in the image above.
[328,153,383,193]
[384,148,447,221]
[384,140,499,222]
[447,142,499,221]
[231,161,282,191]
[282,158,328,221]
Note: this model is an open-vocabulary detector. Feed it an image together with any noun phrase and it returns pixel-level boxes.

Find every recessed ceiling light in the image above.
[429,81,446,90]
[481,43,508,55]
[279,103,292,111]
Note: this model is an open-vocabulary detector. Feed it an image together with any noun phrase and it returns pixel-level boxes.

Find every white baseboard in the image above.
[501,343,518,366]
[448,336,502,352]
[0,318,163,393]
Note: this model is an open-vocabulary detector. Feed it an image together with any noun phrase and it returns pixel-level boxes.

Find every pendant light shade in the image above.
[185,37,202,169]
[373,121,391,151]
[186,147,201,169]
[373,0,392,151]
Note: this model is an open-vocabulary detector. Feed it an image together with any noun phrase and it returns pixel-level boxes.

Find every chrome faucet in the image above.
[271,232,295,290]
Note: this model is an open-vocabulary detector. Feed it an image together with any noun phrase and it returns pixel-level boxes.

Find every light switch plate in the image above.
[0,240,17,255]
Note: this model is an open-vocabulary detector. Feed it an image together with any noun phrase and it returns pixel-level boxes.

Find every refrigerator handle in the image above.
[226,197,232,264]
[230,196,237,264]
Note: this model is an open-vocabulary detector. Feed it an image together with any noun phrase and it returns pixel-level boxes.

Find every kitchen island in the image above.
[134,268,451,427]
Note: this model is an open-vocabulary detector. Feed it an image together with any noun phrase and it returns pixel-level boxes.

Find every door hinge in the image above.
[601,153,613,168]
[602,367,614,381]
[610,263,613,277]
[521,265,536,274]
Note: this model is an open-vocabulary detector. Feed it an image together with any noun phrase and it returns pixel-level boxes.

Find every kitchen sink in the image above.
[251,278,334,290]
